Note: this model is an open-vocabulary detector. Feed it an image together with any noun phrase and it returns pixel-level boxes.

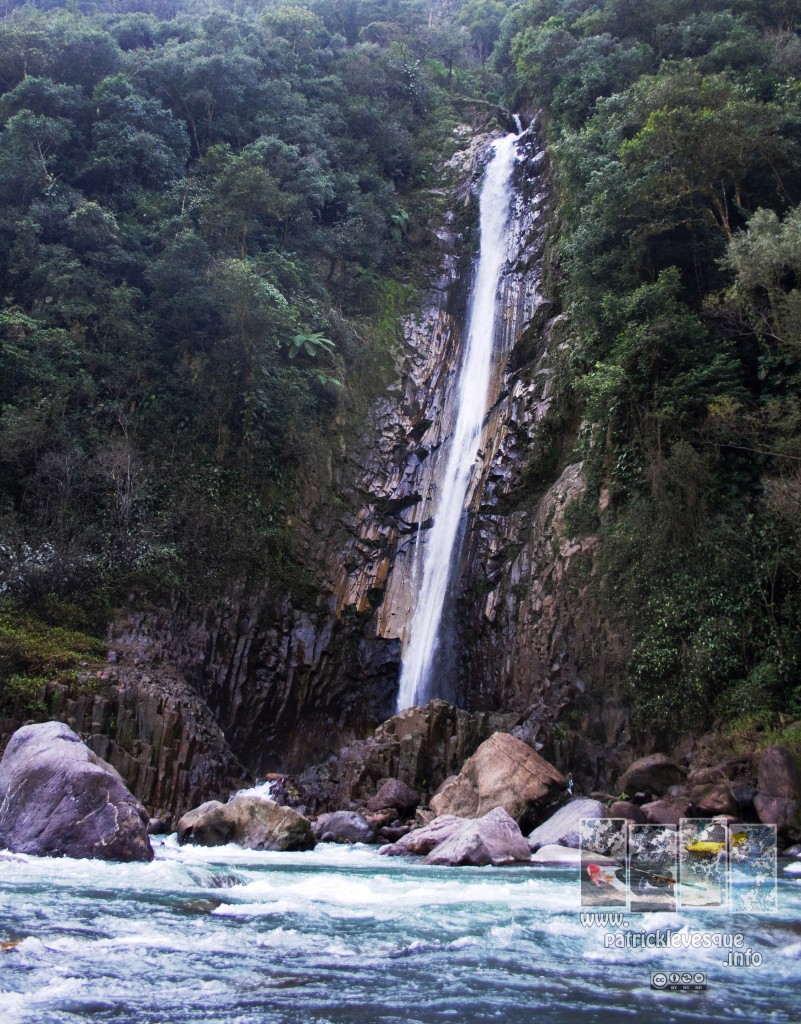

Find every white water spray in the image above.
[396,128,521,710]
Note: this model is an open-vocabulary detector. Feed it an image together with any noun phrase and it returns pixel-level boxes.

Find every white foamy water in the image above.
[397,129,521,709]
[0,841,800,1023]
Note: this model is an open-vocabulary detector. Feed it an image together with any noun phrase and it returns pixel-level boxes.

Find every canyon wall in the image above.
[1,118,634,816]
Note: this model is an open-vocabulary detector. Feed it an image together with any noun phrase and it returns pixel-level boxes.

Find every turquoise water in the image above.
[1,839,800,1023]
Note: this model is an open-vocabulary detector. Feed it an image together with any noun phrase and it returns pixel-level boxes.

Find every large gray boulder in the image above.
[177,796,315,851]
[526,798,606,852]
[0,722,153,862]
[425,807,531,867]
[429,732,565,828]
[312,811,375,844]
[380,808,530,867]
[380,815,464,857]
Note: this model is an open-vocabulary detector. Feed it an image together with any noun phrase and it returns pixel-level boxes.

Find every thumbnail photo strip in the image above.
[579,819,777,912]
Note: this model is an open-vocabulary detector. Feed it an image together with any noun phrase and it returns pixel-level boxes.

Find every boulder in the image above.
[428,732,565,828]
[366,778,420,815]
[291,701,518,815]
[526,798,606,852]
[0,721,152,862]
[609,801,644,823]
[380,825,410,842]
[640,798,690,826]
[688,783,738,817]
[757,746,801,800]
[754,794,800,837]
[754,746,801,839]
[380,815,464,857]
[425,807,531,867]
[312,811,375,844]
[619,754,684,797]
[177,796,314,851]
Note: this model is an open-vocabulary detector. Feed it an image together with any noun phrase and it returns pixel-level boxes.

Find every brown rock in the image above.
[641,799,690,826]
[757,746,801,800]
[754,794,800,838]
[688,783,738,817]
[619,754,684,797]
[428,732,565,828]
[609,801,644,823]
[366,779,419,815]
[177,796,315,851]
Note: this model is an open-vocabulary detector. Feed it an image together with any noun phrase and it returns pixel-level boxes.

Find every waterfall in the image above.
[396,128,521,710]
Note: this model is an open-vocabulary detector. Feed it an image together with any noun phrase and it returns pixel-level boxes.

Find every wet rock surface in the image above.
[0,722,153,862]
[312,811,375,844]
[177,796,315,851]
[381,807,531,867]
[526,798,606,851]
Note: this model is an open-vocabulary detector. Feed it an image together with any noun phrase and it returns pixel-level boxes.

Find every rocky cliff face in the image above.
[1,116,634,817]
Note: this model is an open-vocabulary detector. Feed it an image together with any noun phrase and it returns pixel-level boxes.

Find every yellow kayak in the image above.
[686,840,725,854]
[685,833,746,854]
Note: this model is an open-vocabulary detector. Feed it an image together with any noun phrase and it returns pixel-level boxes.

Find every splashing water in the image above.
[397,128,521,710]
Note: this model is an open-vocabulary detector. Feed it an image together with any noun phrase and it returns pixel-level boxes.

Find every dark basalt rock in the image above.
[365,778,419,815]
[0,722,153,862]
[312,811,375,844]
[618,754,684,798]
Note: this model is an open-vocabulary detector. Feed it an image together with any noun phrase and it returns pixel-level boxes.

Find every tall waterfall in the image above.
[396,129,521,710]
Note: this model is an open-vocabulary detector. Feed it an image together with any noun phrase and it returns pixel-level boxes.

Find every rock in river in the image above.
[312,810,375,844]
[526,798,606,852]
[429,732,565,829]
[177,796,315,851]
[0,721,153,862]
[381,808,531,867]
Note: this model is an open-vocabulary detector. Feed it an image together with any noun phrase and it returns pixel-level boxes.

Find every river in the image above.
[1,840,800,1023]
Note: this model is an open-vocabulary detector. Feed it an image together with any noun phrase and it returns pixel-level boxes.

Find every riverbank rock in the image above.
[366,779,419,815]
[609,801,644,823]
[754,746,801,838]
[380,809,530,866]
[688,783,738,817]
[0,722,153,862]
[426,808,531,867]
[312,811,375,844]
[526,798,605,852]
[380,815,464,857]
[618,754,684,797]
[290,701,518,815]
[177,796,314,851]
[428,732,565,828]
[640,798,690,826]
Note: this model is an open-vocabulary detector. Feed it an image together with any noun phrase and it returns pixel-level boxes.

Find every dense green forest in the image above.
[0,0,499,619]
[2,0,800,736]
[498,0,801,726]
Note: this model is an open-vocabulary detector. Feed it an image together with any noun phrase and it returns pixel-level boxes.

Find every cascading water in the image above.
[396,127,521,711]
